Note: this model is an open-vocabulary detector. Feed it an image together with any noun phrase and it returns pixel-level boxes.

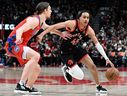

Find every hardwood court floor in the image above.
[0,66,127,96]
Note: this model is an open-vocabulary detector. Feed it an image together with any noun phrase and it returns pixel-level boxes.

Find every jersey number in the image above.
[71,38,80,45]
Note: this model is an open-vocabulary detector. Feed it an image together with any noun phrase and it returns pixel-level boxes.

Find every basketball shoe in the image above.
[61,65,72,82]
[96,85,107,96]
[14,83,29,94]
[14,83,41,95]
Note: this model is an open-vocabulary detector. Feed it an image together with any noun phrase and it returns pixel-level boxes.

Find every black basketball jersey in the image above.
[62,19,89,46]
[60,20,89,63]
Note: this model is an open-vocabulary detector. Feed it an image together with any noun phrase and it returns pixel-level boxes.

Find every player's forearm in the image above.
[50,29,63,37]
[40,26,55,36]
[16,29,24,40]
[95,42,109,60]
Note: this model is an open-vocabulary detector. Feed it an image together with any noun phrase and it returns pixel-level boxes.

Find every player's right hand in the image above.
[37,34,43,43]
[15,38,23,44]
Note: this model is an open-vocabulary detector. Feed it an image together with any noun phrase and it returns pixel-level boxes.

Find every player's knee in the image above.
[68,64,84,80]
[37,64,41,72]
[34,53,40,62]
[90,64,96,70]
[34,63,41,72]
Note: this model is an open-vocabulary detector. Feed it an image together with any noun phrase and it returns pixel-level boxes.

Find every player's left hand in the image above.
[106,59,114,67]
[61,31,72,40]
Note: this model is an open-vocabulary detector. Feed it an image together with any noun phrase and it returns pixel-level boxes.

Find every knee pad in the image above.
[67,64,84,80]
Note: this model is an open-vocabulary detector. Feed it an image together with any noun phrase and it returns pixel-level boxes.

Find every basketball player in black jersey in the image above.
[38,10,114,95]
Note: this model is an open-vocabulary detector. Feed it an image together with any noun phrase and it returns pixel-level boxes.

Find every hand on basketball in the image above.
[105,67,119,81]
[106,59,114,67]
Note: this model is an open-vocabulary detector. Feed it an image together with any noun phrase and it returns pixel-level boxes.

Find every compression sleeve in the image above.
[95,42,109,60]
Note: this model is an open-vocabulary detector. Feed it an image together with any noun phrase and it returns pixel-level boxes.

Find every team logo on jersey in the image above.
[14,46,20,52]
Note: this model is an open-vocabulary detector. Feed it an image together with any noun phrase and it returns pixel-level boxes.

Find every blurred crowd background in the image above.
[0,0,127,67]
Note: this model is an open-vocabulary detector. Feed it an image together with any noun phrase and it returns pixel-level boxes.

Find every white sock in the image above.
[96,84,100,87]
[19,80,25,85]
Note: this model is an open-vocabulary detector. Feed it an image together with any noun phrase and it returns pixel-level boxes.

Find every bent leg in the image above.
[20,47,41,87]
[80,54,100,85]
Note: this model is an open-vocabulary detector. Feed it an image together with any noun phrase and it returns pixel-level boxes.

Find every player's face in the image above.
[79,12,90,26]
[45,6,52,18]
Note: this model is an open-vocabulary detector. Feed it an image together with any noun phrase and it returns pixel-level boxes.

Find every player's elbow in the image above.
[16,28,24,34]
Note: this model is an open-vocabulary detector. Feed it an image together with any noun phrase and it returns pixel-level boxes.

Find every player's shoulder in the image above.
[26,16,39,24]
[65,20,76,27]
[87,25,94,31]
[66,20,76,23]
[86,25,95,35]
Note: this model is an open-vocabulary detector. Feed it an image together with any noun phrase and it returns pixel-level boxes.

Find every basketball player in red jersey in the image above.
[38,10,114,95]
[4,2,70,95]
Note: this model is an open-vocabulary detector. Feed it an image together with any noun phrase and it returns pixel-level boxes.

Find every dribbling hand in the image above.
[106,59,114,67]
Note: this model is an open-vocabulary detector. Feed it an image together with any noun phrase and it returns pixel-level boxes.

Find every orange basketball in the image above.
[105,67,119,81]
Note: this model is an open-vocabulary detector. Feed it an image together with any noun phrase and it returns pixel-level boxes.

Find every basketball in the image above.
[105,67,119,81]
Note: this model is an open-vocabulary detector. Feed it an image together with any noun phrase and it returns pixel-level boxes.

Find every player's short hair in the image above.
[76,9,90,19]
[35,2,50,14]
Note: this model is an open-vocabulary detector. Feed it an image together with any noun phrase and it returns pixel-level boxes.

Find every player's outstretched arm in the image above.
[87,26,114,67]
[37,21,70,42]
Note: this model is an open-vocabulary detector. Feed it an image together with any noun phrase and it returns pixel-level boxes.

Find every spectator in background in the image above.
[0,44,6,65]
